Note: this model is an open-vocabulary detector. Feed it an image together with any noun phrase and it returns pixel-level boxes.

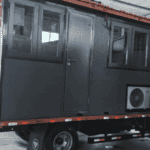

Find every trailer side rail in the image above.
[88,132,150,144]
[0,114,149,128]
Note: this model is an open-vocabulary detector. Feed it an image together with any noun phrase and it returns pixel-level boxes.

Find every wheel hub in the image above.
[32,139,39,150]
[56,137,63,145]
[53,131,73,150]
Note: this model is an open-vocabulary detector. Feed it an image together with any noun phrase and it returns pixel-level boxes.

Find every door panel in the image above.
[64,10,94,112]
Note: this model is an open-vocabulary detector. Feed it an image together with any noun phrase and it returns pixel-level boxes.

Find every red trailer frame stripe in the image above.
[0,114,149,128]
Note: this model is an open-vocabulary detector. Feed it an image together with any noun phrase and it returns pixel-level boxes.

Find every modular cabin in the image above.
[1,0,150,147]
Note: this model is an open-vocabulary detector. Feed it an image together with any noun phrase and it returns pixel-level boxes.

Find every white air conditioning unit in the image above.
[127,86,150,110]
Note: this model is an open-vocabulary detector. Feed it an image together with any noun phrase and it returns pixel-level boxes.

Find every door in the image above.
[64,9,94,112]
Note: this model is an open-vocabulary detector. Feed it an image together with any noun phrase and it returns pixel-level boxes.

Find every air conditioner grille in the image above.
[130,88,144,108]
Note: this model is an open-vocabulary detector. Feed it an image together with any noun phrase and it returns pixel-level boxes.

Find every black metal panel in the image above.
[89,15,150,116]
[64,10,94,112]
[1,58,64,121]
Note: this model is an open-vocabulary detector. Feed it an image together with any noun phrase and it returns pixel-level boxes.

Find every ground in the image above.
[0,131,150,149]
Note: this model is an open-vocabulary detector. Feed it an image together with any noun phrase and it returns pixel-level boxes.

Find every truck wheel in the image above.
[42,124,79,150]
[15,131,30,142]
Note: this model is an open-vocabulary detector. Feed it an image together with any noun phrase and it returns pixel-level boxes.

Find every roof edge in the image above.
[62,0,150,24]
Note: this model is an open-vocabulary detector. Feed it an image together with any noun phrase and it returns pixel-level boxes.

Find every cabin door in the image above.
[64,9,94,112]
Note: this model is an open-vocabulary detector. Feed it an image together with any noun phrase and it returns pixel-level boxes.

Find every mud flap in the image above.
[27,131,45,150]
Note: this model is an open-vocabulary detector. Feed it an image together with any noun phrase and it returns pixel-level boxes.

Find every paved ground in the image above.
[0,132,27,150]
[0,131,150,150]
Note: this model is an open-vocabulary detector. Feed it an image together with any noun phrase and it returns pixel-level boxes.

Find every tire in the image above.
[42,124,79,150]
[15,131,30,142]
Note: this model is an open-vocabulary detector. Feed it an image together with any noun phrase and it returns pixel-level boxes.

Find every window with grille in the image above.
[132,28,149,69]
[108,21,150,71]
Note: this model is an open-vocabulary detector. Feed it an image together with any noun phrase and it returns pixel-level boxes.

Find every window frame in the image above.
[37,4,65,63]
[108,21,132,69]
[7,0,65,63]
[131,26,150,70]
[108,20,150,71]
[7,0,39,59]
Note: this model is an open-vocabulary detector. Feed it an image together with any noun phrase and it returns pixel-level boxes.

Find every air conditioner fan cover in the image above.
[130,88,144,108]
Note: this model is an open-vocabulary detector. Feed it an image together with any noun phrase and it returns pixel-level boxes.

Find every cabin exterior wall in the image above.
[1,0,150,121]
[90,14,150,116]
[1,58,64,121]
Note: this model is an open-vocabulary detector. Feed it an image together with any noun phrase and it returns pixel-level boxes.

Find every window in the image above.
[134,32,146,52]
[108,22,131,68]
[7,0,64,63]
[8,0,38,59]
[37,5,64,62]
[112,26,128,64]
[12,3,33,53]
[131,27,149,69]
[108,21,150,71]
[42,32,59,43]
[38,9,60,58]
